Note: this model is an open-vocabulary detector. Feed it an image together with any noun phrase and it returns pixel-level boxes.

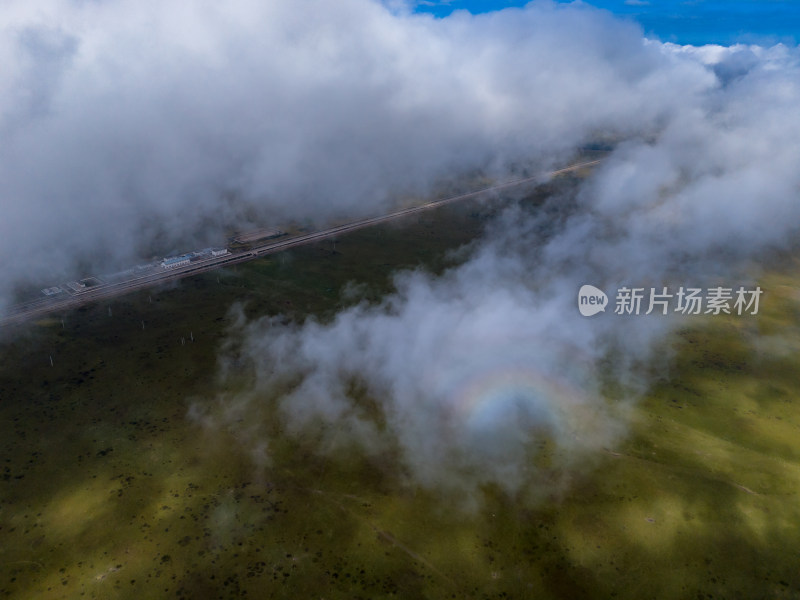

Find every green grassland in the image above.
[2,182,800,599]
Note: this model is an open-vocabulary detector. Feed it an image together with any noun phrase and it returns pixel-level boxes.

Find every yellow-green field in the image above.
[2,192,800,599]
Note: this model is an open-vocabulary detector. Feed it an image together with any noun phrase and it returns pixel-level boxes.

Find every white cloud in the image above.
[0,0,712,304]
[3,0,800,501]
[206,3,799,501]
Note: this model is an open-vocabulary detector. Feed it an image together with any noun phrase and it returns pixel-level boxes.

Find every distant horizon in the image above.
[410,0,800,46]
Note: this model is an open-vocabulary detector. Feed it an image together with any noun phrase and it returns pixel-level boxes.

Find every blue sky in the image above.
[411,1,800,45]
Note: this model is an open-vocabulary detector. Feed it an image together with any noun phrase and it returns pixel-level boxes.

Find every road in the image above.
[0,159,601,327]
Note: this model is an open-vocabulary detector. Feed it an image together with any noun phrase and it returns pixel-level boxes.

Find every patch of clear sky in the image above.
[412,1,800,46]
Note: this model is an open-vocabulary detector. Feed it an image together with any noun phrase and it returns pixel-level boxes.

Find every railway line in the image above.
[0,159,601,327]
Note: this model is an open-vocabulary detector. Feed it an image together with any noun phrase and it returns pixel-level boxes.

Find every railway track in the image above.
[0,159,601,327]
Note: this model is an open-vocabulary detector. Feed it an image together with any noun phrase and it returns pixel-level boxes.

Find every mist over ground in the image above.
[4,0,712,302]
[3,1,800,500]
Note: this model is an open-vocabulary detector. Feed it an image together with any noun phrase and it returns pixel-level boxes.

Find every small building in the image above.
[211,248,229,257]
[161,254,192,269]
[66,281,86,292]
[41,286,63,296]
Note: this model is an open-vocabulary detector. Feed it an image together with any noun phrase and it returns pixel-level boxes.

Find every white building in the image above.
[161,255,191,269]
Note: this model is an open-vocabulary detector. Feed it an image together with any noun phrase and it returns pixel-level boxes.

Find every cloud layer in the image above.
[3,1,800,499]
[209,9,799,499]
[2,0,711,301]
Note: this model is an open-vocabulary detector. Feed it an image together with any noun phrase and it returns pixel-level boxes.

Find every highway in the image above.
[0,159,601,327]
